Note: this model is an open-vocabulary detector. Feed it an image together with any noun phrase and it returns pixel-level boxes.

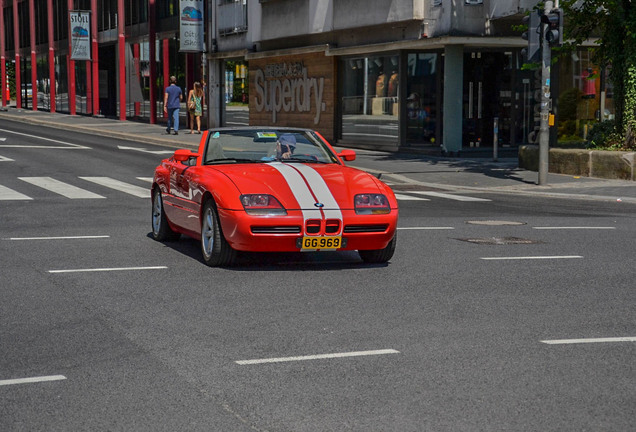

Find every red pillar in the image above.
[0,1,6,108]
[162,38,169,119]
[133,43,140,117]
[148,0,156,124]
[28,0,37,110]
[91,0,99,116]
[117,0,126,120]
[46,0,56,112]
[67,0,76,115]
[13,0,21,109]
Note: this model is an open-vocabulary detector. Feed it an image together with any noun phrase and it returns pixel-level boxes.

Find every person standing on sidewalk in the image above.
[163,76,182,135]
[187,81,205,134]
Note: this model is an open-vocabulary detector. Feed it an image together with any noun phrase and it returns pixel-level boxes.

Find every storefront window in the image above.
[406,53,438,145]
[341,55,399,144]
[557,49,614,143]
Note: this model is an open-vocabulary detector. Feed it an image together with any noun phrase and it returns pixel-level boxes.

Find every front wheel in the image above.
[358,234,397,264]
[152,188,180,241]
[201,200,236,267]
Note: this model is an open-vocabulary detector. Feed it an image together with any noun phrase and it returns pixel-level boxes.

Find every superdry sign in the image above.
[249,53,335,140]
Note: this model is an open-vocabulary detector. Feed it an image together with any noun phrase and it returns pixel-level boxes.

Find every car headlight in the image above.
[354,194,390,214]
[240,194,287,215]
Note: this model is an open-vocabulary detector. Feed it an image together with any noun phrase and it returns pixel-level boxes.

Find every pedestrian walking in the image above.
[163,76,182,135]
[187,81,205,134]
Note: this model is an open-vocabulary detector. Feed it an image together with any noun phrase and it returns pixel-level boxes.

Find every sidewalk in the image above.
[1,107,635,204]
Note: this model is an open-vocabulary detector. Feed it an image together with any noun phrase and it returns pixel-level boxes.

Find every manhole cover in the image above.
[465,220,526,226]
[455,237,541,245]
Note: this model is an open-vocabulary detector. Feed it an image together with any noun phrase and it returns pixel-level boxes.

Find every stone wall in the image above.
[519,146,636,181]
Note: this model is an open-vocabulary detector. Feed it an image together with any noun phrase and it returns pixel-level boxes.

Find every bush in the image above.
[587,120,626,150]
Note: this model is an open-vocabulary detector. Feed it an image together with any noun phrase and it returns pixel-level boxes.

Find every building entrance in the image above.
[462,52,515,149]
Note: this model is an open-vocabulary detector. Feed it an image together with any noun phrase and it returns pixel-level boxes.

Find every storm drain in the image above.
[455,237,542,245]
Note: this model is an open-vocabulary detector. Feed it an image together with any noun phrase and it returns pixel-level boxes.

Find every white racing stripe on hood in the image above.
[291,164,343,220]
[269,162,322,220]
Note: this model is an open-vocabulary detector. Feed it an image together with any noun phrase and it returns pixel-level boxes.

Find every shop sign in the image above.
[179,0,205,52]
[253,62,326,124]
[69,11,91,61]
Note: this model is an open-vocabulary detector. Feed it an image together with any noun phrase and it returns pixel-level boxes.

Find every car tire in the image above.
[152,188,180,241]
[201,200,236,267]
[358,234,396,264]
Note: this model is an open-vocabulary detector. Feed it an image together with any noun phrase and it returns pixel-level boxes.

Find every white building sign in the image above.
[179,0,205,52]
[70,11,91,61]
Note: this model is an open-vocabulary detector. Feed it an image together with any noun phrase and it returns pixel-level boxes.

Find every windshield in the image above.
[203,129,340,165]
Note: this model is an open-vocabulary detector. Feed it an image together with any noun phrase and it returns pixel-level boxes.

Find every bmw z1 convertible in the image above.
[151,127,398,266]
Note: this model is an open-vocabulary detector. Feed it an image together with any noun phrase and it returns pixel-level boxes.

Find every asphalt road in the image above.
[1,121,635,431]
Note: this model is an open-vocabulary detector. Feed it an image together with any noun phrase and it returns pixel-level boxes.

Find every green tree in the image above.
[561,0,636,149]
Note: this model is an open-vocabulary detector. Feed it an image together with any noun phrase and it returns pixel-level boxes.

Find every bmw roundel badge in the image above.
[314,202,324,208]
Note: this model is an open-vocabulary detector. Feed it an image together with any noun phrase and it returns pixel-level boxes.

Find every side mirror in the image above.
[338,149,356,162]
[173,149,200,162]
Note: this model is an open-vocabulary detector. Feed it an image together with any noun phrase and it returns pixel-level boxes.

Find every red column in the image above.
[28,0,37,110]
[91,0,99,116]
[133,43,140,117]
[148,0,156,124]
[117,0,126,120]
[162,38,169,119]
[13,0,21,109]
[46,0,56,112]
[0,1,6,107]
[67,0,76,115]
[85,60,92,114]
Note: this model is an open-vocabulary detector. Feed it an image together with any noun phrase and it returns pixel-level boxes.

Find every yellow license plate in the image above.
[301,236,342,250]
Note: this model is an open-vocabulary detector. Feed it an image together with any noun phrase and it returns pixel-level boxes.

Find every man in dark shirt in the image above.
[163,76,183,135]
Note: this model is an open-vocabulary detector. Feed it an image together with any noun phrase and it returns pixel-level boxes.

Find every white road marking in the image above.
[79,177,149,198]
[19,177,105,199]
[0,375,67,386]
[49,266,167,274]
[0,137,6,141]
[533,226,616,230]
[398,227,454,230]
[0,128,89,149]
[480,255,583,261]
[136,177,154,182]
[407,191,491,202]
[4,235,110,241]
[394,193,430,201]
[541,337,636,345]
[118,145,174,155]
[0,154,13,161]
[236,349,400,365]
[0,184,32,200]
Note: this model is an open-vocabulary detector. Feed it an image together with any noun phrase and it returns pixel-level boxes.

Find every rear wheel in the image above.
[152,188,180,241]
[201,200,236,267]
[358,234,396,264]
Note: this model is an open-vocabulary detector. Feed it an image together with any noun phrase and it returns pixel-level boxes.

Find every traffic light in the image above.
[521,11,541,62]
[542,8,563,46]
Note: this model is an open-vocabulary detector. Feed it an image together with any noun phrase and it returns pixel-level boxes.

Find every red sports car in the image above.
[151,127,398,266]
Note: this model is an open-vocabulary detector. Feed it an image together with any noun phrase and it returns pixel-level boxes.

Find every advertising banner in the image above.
[70,11,91,61]
[179,0,205,52]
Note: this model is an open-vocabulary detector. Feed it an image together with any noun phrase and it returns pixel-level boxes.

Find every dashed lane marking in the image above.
[533,226,616,230]
[4,235,110,241]
[48,266,167,274]
[541,337,636,345]
[480,255,583,261]
[0,128,89,149]
[394,193,430,201]
[0,375,67,386]
[406,191,491,202]
[397,227,454,230]
[236,349,400,365]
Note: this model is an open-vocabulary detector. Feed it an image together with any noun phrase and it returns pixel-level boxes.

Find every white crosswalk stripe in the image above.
[0,184,32,200]
[19,177,105,199]
[396,191,491,202]
[79,177,150,198]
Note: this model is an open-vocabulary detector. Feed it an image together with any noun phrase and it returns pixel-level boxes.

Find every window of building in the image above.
[341,55,399,144]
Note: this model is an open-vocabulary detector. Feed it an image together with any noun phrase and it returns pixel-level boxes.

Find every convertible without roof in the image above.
[151,127,398,266]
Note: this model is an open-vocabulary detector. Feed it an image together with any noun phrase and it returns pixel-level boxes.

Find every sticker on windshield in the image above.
[256,132,277,139]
